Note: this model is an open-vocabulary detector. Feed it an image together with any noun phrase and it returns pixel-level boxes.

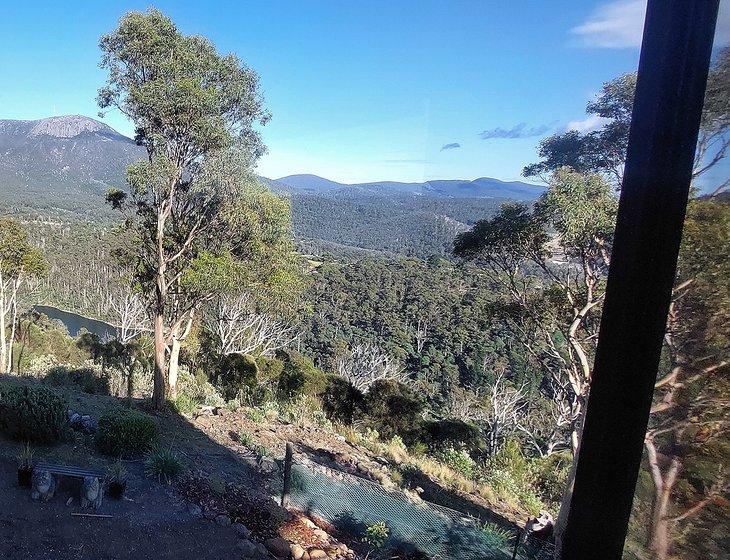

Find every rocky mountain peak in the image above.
[28,115,122,139]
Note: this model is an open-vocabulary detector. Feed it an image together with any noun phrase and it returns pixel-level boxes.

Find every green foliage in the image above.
[44,365,109,395]
[363,521,390,549]
[453,202,547,263]
[245,407,265,423]
[0,384,67,443]
[238,432,255,447]
[173,392,198,415]
[322,375,363,424]
[96,407,158,457]
[523,73,635,181]
[0,218,47,280]
[276,351,327,401]
[436,447,476,479]
[360,380,424,443]
[17,442,34,469]
[145,445,185,484]
[218,353,258,400]
[106,459,128,484]
[479,522,513,550]
[423,419,485,456]
[529,452,571,505]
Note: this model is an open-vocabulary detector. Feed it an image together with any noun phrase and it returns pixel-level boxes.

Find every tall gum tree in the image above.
[98,9,299,408]
[0,219,47,374]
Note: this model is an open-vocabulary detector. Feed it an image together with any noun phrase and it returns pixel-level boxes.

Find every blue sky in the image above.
[1,0,727,185]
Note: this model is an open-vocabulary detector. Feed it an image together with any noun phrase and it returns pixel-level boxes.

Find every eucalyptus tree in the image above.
[455,168,618,455]
[0,219,47,373]
[98,9,299,408]
[524,47,729,193]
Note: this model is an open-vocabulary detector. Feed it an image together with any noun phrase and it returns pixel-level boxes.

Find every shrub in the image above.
[107,459,128,484]
[479,522,513,550]
[322,375,363,424]
[423,419,485,456]
[145,445,184,483]
[276,351,327,401]
[359,380,424,442]
[256,356,285,383]
[96,407,158,457]
[218,354,258,400]
[529,451,571,505]
[0,384,67,443]
[363,521,390,549]
[245,407,265,423]
[44,366,109,395]
[173,392,198,415]
[437,447,476,479]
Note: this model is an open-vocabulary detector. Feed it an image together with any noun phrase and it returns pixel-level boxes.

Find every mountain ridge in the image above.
[276,173,544,200]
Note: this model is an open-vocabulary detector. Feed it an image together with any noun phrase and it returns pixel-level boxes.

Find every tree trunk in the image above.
[152,312,167,409]
[0,274,7,374]
[168,333,181,400]
[126,357,135,408]
[646,445,681,560]
[553,410,585,556]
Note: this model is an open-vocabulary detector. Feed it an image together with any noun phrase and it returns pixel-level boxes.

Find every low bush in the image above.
[43,366,109,395]
[218,354,258,400]
[363,521,390,549]
[276,351,327,401]
[359,380,424,442]
[322,375,363,424]
[423,419,486,456]
[145,445,184,483]
[96,407,158,457]
[529,451,571,505]
[0,384,67,443]
[436,446,476,479]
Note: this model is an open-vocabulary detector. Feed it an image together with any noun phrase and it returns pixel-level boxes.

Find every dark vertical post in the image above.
[281,441,294,508]
[557,2,720,559]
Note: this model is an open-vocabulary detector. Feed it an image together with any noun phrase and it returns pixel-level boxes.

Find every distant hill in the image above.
[0,114,532,256]
[276,174,545,200]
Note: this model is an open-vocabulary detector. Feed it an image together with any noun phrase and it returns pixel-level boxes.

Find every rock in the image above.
[215,514,232,527]
[259,458,276,474]
[308,549,327,560]
[203,509,218,520]
[187,503,203,518]
[301,517,317,529]
[232,522,252,539]
[290,544,306,560]
[312,529,329,542]
[237,539,258,558]
[265,537,291,558]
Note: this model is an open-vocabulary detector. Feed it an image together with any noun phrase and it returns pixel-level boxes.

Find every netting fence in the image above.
[270,454,555,560]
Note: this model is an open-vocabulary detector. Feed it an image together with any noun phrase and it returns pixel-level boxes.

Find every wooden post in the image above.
[556,2,720,559]
[281,442,293,508]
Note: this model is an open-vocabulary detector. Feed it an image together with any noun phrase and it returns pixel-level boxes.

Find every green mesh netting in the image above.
[271,459,555,560]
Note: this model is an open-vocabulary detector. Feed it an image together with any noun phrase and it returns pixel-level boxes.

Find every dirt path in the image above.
[0,457,255,560]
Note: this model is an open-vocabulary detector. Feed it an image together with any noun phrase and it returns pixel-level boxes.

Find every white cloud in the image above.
[571,0,729,49]
[566,115,611,133]
[571,0,646,49]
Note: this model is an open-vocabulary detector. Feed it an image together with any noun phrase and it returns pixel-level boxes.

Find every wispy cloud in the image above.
[571,0,729,49]
[565,115,611,133]
[440,142,461,151]
[478,123,549,140]
[571,0,645,49]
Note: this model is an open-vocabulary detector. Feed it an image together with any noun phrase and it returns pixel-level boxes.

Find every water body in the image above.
[34,305,116,340]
